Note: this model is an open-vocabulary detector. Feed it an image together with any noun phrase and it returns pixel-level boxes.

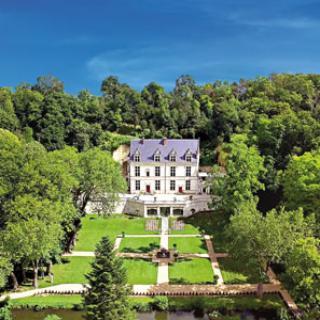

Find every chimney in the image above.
[140,138,144,144]
[162,137,167,145]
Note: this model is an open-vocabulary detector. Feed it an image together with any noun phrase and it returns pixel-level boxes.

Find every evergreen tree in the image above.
[83,237,133,320]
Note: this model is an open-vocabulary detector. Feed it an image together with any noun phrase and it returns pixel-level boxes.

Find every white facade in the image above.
[129,161,200,195]
[128,139,201,195]
[122,139,211,217]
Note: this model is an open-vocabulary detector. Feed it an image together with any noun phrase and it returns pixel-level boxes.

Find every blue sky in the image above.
[1,0,320,94]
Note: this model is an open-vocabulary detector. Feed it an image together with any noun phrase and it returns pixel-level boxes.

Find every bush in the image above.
[72,303,83,311]
[33,305,45,312]
[213,275,219,284]
[152,296,169,311]
[0,305,12,320]
[132,301,152,312]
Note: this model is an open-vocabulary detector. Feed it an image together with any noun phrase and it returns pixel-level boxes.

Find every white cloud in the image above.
[228,13,320,29]
[86,46,222,89]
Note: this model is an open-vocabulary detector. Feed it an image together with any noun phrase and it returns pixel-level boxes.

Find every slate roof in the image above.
[129,139,199,163]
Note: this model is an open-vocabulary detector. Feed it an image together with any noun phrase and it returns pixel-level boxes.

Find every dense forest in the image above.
[0,73,319,318]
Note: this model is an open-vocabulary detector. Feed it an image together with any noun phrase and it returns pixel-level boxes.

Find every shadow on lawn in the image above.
[170,277,214,285]
[177,210,229,252]
[121,242,160,253]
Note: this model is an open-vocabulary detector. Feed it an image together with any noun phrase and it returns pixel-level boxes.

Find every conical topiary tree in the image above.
[83,236,133,320]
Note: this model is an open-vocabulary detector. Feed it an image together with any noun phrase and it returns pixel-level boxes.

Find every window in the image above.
[147,208,157,216]
[186,180,191,191]
[134,154,140,162]
[170,154,176,162]
[154,154,161,162]
[170,180,176,191]
[170,167,176,177]
[135,180,140,190]
[186,154,192,162]
[155,166,160,176]
[186,166,191,176]
[155,180,160,191]
[173,208,183,216]
[135,166,140,177]
[146,169,150,177]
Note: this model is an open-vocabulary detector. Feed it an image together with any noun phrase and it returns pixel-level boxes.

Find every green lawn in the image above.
[169,237,207,254]
[119,237,160,253]
[179,211,229,252]
[219,258,267,284]
[123,259,157,284]
[169,218,201,235]
[39,256,157,287]
[75,215,159,251]
[169,258,214,284]
[39,257,93,288]
[11,295,82,309]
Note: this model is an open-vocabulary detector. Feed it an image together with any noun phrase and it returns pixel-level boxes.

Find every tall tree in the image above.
[83,237,133,320]
[284,237,320,309]
[75,148,126,214]
[0,88,19,131]
[282,150,320,227]
[226,204,312,293]
[212,134,266,215]
[0,254,12,289]
[32,75,64,95]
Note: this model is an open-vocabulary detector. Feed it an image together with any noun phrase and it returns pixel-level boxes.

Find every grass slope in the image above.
[119,237,160,253]
[123,259,157,284]
[75,215,158,251]
[219,258,267,284]
[39,257,93,288]
[168,237,207,254]
[169,258,214,284]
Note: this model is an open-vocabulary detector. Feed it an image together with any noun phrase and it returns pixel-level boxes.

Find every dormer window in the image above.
[154,150,161,162]
[134,151,140,162]
[169,150,177,162]
[185,149,192,162]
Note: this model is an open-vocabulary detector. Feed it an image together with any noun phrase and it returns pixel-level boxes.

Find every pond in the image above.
[13,309,280,320]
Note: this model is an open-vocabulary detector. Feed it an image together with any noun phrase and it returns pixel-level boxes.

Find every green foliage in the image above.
[76,147,126,213]
[0,255,12,288]
[284,237,320,308]
[0,306,11,320]
[152,296,169,311]
[0,88,19,131]
[212,134,266,215]
[83,237,133,320]
[1,73,320,310]
[282,150,320,228]
[226,204,312,275]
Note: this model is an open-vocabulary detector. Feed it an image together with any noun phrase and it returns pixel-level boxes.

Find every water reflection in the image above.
[138,311,209,320]
[13,309,277,320]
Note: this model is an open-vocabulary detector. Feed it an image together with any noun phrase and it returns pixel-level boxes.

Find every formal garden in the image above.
[34,212,267,287]
[7,212,295,320]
